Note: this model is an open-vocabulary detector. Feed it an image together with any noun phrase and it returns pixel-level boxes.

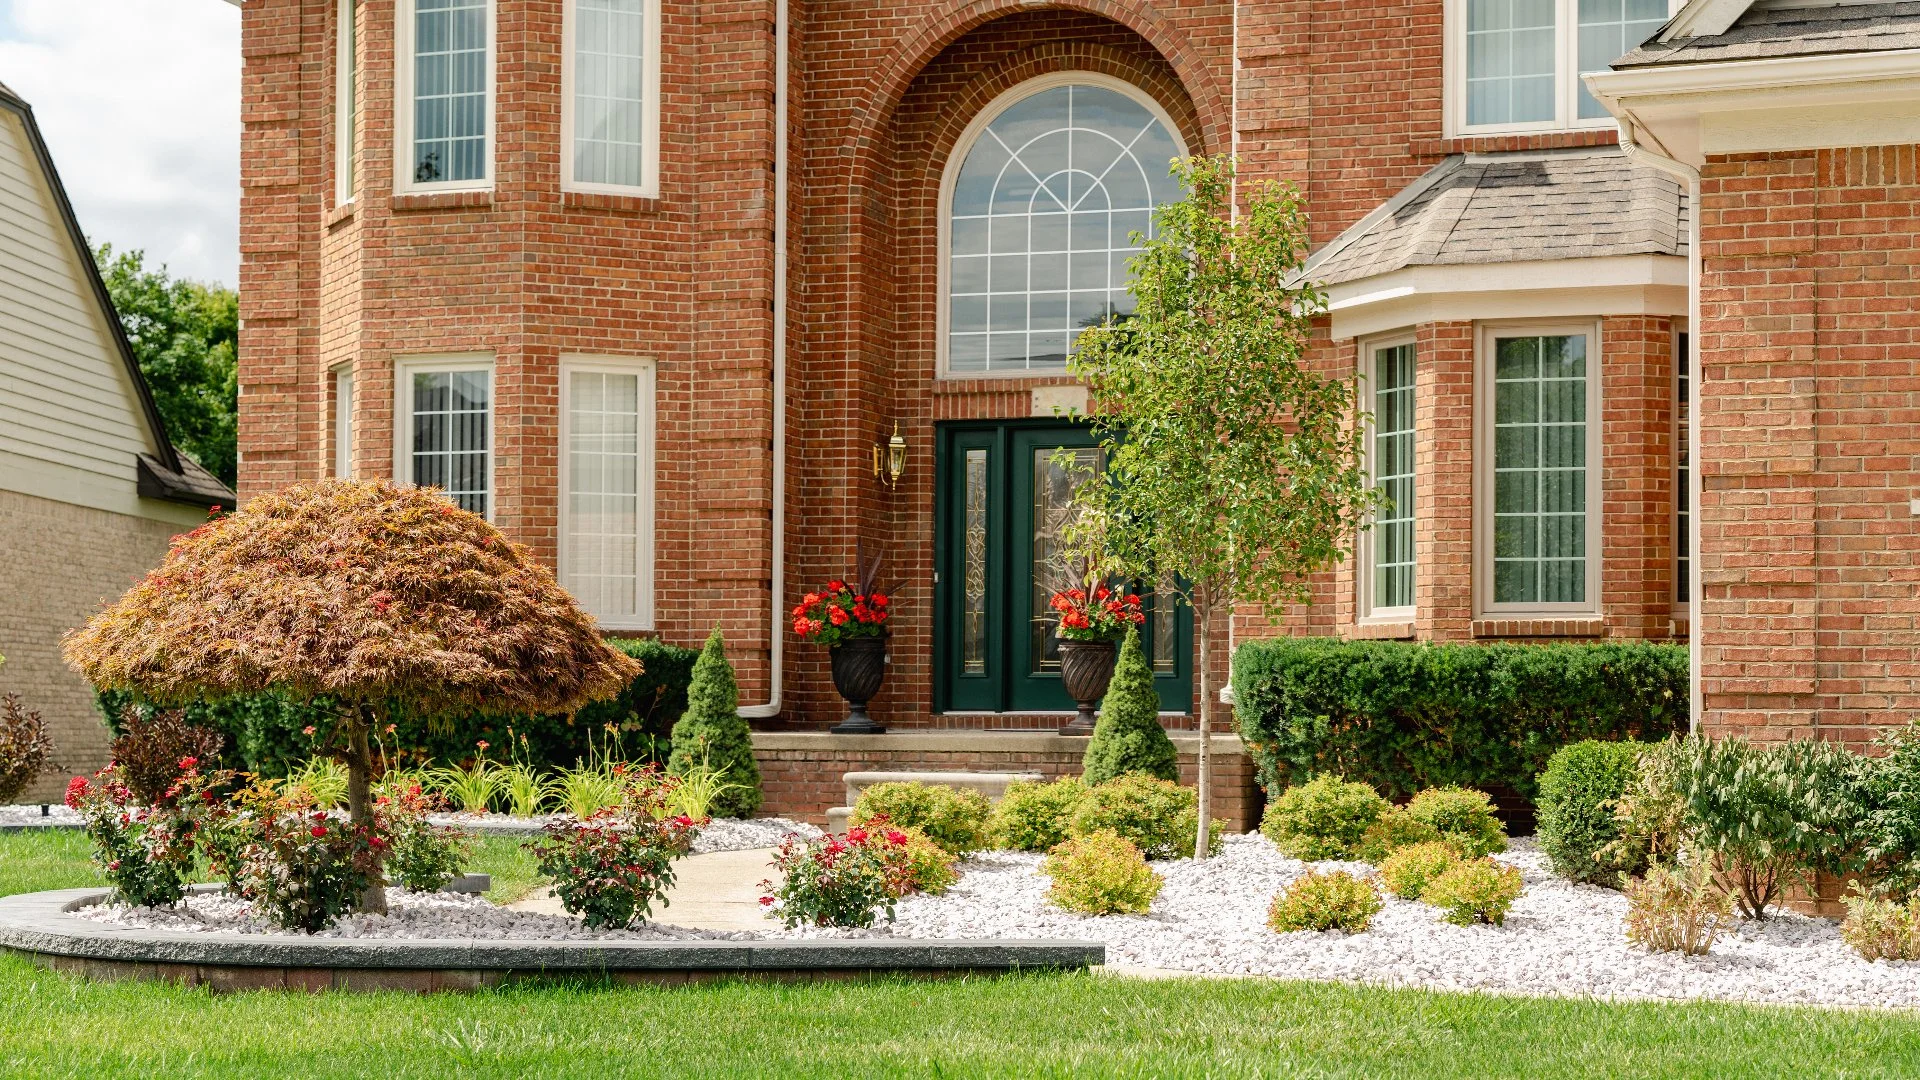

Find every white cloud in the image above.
[0,0,240,286]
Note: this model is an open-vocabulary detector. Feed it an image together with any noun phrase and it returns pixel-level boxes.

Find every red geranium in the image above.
[791,582,890,647]
[1049,580,1148,641]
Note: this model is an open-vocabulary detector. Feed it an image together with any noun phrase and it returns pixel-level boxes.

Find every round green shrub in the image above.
[1043,830,1163,915]
[1536,740,1647,887]
[1267,869,1382,934]
[990,776,1088,852]
[1082,629,1178,786]
[1377,840,1461,900]
[852,782,992,856]
[881,826,960,897]
[1406,786,1508,858]
[1422,858,1524,927]
[1069,773,1216,860]
[1355,806,1443,865]
[1260,774,1389,861]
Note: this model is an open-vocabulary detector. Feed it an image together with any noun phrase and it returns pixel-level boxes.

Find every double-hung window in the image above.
[1452,0,1673,134]
[396,357,493,517]
[397,0,493,192]
[332,364,355,478]
[564,0,660,196]
[1363,339,1416,620]
[1479,324,1600,615]
[560,358,656,628]
[336,0,357,204]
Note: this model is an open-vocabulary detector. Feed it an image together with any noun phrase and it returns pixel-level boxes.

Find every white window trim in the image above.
[560,0,662,198]
[935,71,1190,381]
[393,354,496,519]
[331,362,355,479]
[1443,0,1684,138]
[559,355,658,630]
[335,0,357,206]
[394,0,497,195]
[1473,319,1604,618]
[1358,331,1418,624]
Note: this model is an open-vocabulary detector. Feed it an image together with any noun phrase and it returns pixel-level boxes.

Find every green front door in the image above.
[935,420,1190,714]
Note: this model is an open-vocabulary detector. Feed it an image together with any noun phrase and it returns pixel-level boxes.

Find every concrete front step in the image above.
[825,769,1047,833]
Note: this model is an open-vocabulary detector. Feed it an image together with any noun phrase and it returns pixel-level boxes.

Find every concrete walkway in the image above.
[511,847,779,933]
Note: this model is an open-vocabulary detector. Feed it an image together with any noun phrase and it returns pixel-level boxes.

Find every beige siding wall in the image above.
[0,489,183,802]
[0,109,179,520]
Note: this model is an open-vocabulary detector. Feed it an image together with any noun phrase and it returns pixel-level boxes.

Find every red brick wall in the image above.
[1697,145,1920,747]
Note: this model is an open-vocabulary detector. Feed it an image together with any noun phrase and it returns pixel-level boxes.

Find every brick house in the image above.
[1,82,234,801]
[227,0,1914,818]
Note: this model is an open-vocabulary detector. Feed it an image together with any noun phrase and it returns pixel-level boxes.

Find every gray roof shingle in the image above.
[1617,2,1920,67]
[1305,148,1689,288]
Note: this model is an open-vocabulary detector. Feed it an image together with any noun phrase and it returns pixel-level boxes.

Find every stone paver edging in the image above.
[0,888,1103,993]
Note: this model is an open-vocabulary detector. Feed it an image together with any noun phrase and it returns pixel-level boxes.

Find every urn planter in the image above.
[829,635,888,734]
[1058,638,1119,735]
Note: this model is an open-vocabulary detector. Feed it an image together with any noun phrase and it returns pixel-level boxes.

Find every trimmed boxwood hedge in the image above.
[96,636,700,777]
[1231,638,1686,804]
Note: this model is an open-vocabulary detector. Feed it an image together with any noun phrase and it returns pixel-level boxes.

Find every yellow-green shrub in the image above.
[851,782,992,855]
[1378,841,1461,901]
[1355,806,1443,864]
[990,777,1088,852]
[1267,870,1382,934]
[880,825,959,896]
[1840,885,1920,962]
[1625,861,1734,956]
[1259,774,1389,861]
[1406,787,1508,858]
[1422,858,1523,927]
[1043,830,1162,915]
[1069,773,1217,860]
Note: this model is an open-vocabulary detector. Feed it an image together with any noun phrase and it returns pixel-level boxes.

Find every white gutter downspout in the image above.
[1614,114,1702,735]
[742,0,789,718]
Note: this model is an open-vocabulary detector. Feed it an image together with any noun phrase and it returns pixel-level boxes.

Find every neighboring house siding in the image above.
[0,110,187,521]
[0,490,184,802]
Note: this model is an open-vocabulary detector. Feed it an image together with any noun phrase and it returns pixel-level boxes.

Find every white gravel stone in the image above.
[426,813,819,854]
[0,804,81,828]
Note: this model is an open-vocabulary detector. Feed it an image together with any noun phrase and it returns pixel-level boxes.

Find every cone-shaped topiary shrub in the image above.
[1082,628,1178,786]
[666,629,762,819]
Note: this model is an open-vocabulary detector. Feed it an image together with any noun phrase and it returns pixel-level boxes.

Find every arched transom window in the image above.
[945,77,1185,375]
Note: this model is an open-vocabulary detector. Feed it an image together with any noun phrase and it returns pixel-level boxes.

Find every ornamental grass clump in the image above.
[1378,841,1463,901]
[1840,885,1920,963]
[1267,870,1382,934]
[990,776,1088,852]
[1260,774,1389,861]
[761,826,912,929]
[1536,740,1648,887]
[1070,773,1216,860]
[1406,787,1508,859]
[107,709,225,807]
[376,783,474,893]
[0,692,57,805]
[1624,861,1735,956]
[530,773,703,930]
[64,765,200,908]
[1043,830,1163,916]
[63,479,642,915]
[1421,858,1523,927]
[852,781,992,856]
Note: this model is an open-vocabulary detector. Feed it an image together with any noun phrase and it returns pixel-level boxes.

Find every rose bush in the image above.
[761,826,910,929]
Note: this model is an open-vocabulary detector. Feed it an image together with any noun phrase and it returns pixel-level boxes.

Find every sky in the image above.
[0,0,241,287]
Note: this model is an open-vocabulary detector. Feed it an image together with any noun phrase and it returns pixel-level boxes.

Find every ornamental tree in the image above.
[63,479,640,910]
[1066,155,1378,859]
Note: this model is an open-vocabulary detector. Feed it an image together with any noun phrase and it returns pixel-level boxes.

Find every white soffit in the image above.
[1322,255,1689,340]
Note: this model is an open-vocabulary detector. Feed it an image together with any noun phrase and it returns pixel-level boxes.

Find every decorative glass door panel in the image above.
[936,421,1190,714]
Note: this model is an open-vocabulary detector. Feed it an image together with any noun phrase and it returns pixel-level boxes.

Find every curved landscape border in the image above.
[0,888,1104,993]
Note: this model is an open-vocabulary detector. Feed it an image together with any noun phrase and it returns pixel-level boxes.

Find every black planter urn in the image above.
[829,635,888,734]
[1058,637,1119,735]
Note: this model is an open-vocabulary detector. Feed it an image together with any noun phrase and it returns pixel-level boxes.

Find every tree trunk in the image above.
[348,704,386,915]
[1193,584,1213,861]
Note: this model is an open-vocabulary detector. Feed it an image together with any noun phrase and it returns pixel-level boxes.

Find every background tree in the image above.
[1066,155,1379,858]
[64,479,640,911]
[94,244,239,487]
[666,629,763,818]
[1082,628,1178,786]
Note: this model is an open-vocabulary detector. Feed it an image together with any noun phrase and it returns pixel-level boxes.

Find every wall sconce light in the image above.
[874,422,907,489]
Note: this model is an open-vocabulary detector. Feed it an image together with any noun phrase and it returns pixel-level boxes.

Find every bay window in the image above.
[397,0,493,191]
[1363,339,1416,620]
[564,0,659,196]
[396,357,493,517]
[560,358,656,628]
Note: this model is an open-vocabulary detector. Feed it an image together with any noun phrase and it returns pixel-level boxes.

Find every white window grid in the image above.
[332,365,354,479]
[396,0,493,192]
[336,0,357,205]
[939,74,1187,377]
[1447,0,1679,136]
[1366,340,1417,618]
[564,0,660,196]
[395,357,494,518]
[559,358,657,629]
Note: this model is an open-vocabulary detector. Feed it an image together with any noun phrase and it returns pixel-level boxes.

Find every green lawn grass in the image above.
[5,831,1920,1078]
